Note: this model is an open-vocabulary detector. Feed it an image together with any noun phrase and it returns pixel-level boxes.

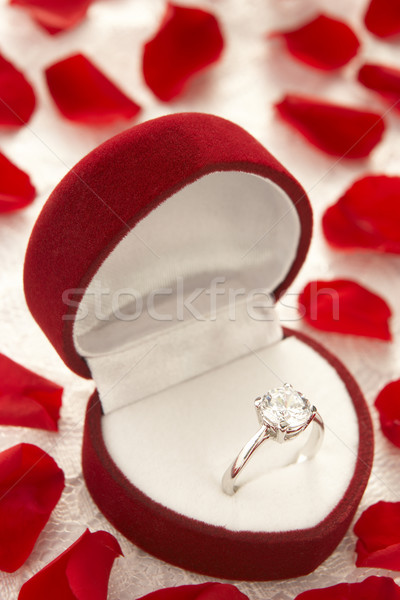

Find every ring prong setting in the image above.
[254,383,313,442]
[277,420,290,443]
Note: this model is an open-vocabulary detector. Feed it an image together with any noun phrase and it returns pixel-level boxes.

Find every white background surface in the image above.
[0,0,400,598]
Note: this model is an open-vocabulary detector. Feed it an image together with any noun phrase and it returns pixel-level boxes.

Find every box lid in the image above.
[24,112,312,379]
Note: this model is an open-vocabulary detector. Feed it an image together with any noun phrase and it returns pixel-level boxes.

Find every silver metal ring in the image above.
[222,383,324,495]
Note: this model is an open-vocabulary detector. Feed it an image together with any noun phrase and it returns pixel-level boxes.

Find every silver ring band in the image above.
[222,383,324,495]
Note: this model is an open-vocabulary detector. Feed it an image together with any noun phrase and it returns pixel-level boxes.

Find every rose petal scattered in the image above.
[143,2,224,101]
[364,0,400,38]
[0,353,62,430]
[0,52,36,127]
[45,53,141,125]
[375,380,400,447]
[18,529,123,599]
[322,175,400,254]
[276,94,385,159]
[271,14,360,70]
[0,443,64,572]
[358,64,400,112]
[275,94,385,158]
[0,152,36,214]
[136,583,249,600]
[9,0,93,35]
[298,279,392,340]
[354,502,400,570]
[295,576,400,599]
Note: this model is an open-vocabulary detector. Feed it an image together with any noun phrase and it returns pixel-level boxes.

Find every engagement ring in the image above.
[222,383,324,495]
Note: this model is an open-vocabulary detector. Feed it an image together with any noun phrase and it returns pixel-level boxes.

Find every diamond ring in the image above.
[222,383,324,495]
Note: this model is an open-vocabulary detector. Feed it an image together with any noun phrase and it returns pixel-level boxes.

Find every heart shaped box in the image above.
[24,113,373,581]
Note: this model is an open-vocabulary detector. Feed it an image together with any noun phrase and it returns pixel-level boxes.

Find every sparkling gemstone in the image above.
[257,383,312,429]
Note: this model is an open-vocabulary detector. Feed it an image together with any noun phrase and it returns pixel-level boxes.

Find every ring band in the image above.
[222,383,324,495]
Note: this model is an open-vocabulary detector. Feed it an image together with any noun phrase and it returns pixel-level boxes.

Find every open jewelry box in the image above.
[24,113,373,581]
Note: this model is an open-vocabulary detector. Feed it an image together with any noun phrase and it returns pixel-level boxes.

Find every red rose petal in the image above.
[272,14,360,70]
[364,0,400,38]
[143,2,224,101]
[137,583,249,600]
[322,175,400,254]
[0,353,62,431]
[9,0,93,35]
[358,64,400,112]
[0,443,64,572]
[0,152,36,213]
[0,52,36,127]
[45,53,141,125]
[295,576,400,599]
[298,279,392,340]
[375,380,400,447]
[354,502,400,570]
[18,529,123,600]
[275,94,385,158]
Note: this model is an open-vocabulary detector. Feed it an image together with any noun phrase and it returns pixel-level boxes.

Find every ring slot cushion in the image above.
[24,113,373,581]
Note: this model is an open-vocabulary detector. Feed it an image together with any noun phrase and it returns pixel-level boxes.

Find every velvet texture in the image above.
[82,328,373,581]
[23,113,312,378]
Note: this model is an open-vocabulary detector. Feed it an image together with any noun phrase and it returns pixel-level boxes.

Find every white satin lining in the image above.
[74,170,301,413]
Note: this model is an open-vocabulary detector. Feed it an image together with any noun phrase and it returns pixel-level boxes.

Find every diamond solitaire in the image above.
[222,382,324,495]
[255,383,313,436]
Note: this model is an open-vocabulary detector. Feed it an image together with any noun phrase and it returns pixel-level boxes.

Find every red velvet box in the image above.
[24,113,373,581]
